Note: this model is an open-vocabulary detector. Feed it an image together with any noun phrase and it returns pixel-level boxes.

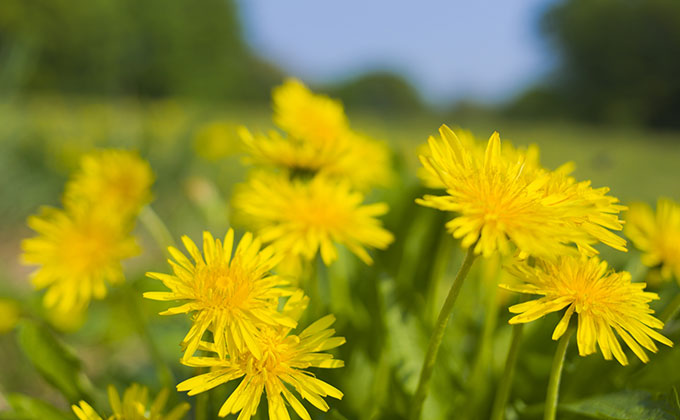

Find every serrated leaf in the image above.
[5,393,73,420]
[561,390,679,420]
[16,319,90,403]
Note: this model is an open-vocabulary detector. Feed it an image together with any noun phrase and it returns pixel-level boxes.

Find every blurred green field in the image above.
[1,97,680,420]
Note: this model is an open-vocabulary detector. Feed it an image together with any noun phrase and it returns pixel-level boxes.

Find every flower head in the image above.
[240,126,391,192]
[417,125,626,258]
[144,229,296,360]
[625,198,680,281]
[325,131,393,191]
[233,172,394,266]
[64,150,154,218]
[273,78,348,146]
[177,310,344,420]
[242,79,392,192]
[22,205,140,314]
[502,256,672,365]
[240,127,344,176]
[72,384,190,420]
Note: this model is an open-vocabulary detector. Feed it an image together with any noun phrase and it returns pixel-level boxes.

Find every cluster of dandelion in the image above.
[234,79,394,275]
[144,229,346,419]
[22,150,153,318]
[11,79,680,420]
[411,125,676,420]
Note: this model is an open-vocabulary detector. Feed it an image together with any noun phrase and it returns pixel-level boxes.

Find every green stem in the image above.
[139,205,176,254]
[544,328,574,420]
[661,293,680,325]
[490,323,524,420]
[464,281,500,417]
[410,246,478,420]
[424,233,454,326]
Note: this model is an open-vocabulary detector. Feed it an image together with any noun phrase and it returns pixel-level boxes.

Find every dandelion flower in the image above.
[417,125,626,258]
[64,150,154,218]
[240,127,344,176]
[233,172,394,266]
[417,127,543,190]
[177,313,344,419]
[325,131,393,191]
[73,384,190,420]
[502,255,673,365]
[144,229,296,360]
[273,78,348,146]
[22,205,140,313]
[626,198,680,281]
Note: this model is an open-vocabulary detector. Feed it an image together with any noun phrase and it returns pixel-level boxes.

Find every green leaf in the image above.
[560,390,680,420]
[16,319,90,403]
[3,393,73,420]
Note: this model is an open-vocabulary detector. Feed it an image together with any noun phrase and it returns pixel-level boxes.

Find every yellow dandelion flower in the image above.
[233,172,394,266]
[73,384,190,420]
[541,168,627,255]
[626,198,680,281]
[325,131,393,190]
[144,229,296,360]
[177,313,344,420]
[64,150,154,218]
[417,125,626,258]
[417,127,542,189]
[273,78,348,146]
[240,127,344,175]
[22,205,140,313]
[502,256,673,365]
[241,127,391,191]
[417,128,480,188]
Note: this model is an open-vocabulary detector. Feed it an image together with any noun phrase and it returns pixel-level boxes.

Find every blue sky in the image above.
[237,0,559,105]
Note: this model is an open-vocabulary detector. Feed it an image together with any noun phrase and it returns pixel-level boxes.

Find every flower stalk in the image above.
[544,327,574,420]
[490,323,524,420]
[410,246,478,420]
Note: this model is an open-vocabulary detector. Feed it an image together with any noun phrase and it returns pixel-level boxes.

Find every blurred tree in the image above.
[511,0,680,128]
[328,72,424,114]
[0,0,280,100]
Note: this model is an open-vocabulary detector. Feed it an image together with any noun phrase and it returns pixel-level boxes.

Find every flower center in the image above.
[195,265,253,311]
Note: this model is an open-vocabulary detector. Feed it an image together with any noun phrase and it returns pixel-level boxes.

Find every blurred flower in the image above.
[325,131,393,191]
[144,230,296,360]
[178,313,344,419]
[242,79,392,192]
[273,78,348,147]
[502,255,672,365]
[240,127,344,175]
[64,150,154,219]
[233,172,394,266]
[417,125,626,258]
[72,384,189,420]
[22,205,140,314]
[0,298,20,334]
[193,121,241,161]
[625,198,680,281]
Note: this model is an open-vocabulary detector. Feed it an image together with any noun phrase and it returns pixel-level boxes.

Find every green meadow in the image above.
[1,97,680,420]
